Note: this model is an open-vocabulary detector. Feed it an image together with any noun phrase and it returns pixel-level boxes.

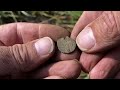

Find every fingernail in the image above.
[35,37,54,55]
[76,27,95,51]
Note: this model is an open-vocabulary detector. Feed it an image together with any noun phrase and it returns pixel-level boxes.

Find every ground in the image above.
[0,11,89,79]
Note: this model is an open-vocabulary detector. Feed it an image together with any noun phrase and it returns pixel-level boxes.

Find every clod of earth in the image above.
[57,36,76,54]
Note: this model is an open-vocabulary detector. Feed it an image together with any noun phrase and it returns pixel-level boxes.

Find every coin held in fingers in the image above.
[57,36,76,54]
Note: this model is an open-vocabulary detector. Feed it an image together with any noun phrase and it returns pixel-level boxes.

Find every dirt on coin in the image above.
[57,36,76,54]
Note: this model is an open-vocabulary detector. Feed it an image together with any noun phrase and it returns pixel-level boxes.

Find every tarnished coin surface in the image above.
[57,36,76,53]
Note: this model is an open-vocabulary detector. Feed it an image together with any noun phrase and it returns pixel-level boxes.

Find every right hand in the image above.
[71,11,120,79]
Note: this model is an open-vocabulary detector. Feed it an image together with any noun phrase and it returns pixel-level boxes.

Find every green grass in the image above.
[0,11,82,24]
[0,11,82,32]
[0,11,89,79]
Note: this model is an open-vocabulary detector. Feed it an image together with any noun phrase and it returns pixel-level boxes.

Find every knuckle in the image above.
[93,11,120,44]
[101,12,118,40]
[10,44,30,72]
[0,47,16,75]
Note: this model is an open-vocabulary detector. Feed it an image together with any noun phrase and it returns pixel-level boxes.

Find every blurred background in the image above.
[0,11,89,79]
[0,11,82,32]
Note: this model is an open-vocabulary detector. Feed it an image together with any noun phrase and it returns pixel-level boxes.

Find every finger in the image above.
[44,76,64,79]
[89,46,120,79]
[0,22,76,62]
[0,41,4,46]
[71,11,103,74]
[0,22,70,45]
[76,11,120,53]
[52,48,81,61]
[80,52,105,73]
[0,37,55,76]
[71,11,103,40]
[30,59,81,79]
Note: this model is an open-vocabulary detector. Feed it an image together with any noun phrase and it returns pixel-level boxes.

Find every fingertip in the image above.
[76,27,95,52]
[35,37,54,56]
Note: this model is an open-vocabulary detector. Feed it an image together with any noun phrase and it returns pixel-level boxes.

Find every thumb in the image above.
[76,11,120,53]
[0,37,54,76]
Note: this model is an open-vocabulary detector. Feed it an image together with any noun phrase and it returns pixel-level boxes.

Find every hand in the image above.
[71,11,120,79]
[0,22,81,79]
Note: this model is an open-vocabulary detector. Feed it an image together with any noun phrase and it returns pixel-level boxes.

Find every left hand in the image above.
[0,22,81,79]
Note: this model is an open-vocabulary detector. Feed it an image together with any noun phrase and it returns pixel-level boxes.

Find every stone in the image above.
[57,36,76,53]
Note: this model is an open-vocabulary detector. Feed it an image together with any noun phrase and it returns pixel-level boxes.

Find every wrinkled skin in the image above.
[0,22,81,79]
[71,11,120,79]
